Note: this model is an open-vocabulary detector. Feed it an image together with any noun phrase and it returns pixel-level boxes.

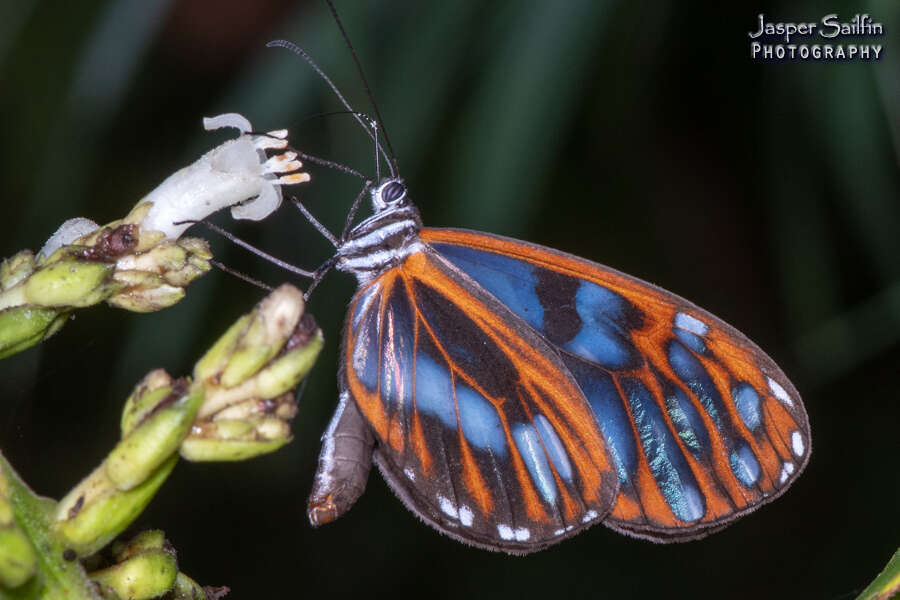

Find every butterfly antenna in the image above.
[266,39,393,175]
[373,119,381,182]
[324,0,399,177]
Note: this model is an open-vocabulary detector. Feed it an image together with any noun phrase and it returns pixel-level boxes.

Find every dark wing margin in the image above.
[421,227,811,542]
[342,249,619,553]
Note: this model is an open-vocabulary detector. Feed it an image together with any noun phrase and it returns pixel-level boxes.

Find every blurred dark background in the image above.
[1,1,898,598]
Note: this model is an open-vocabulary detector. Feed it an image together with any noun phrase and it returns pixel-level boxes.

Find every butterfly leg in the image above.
[175,218,319,278]
[307,390,375,526]
[301,256,339,301]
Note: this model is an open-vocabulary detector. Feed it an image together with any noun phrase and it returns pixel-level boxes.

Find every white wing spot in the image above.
[459,505,474,527]
[791,431,805,457]
[767,377,795,408]
[437,494,458,519]
[514,528,530,542]
[403,468,415,481]
[779,461,795,485]
[553,528,566,536]
[675,312,709,335]
[582,510,599,523]
[497,524,514,540]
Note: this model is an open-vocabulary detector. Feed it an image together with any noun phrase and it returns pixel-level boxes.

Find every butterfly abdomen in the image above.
[307,390,376,526]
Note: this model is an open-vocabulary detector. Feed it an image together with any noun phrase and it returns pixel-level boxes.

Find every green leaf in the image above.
[0,452,99,600]
[857,548,900,600]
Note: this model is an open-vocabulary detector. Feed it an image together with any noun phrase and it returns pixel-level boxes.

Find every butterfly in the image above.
[300,175,811,554]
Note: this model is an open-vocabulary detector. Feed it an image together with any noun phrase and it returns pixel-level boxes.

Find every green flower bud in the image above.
[105,384,202,490]
[0,488,36,589]
[195,285,320,419]
[101,234,210,314]
[0,526,37,588]
[0,306,69,359]
[179,397,295,462]
[196,418,255,439]
[111,529,166,562]
[57,466,118,523]
[107,271,186,313]
[180,285,322,462]
[1,251,36,291]
[118,240,188,273]
[169,572,210,599]
[120,370,176,437]
[221,345,276,390]
[55,455,177,556]
[180,427,289,462]
[88,548,177,600]
[193,315,250,384]
[177,238,214,276]
[113,237,212,288]
[218,287,305,388]
[23,260,115,307]
[210,393,297,422]
[252,328,324,399]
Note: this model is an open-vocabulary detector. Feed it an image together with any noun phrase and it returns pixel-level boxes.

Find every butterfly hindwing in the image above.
[420,227,811,542]
[342,249,620,553]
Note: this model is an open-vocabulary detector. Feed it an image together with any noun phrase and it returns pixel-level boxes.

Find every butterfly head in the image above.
[372,178,408,213]
[336,178,421,282]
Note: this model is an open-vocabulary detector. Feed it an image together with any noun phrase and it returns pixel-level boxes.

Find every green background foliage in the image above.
[1,1,898,598]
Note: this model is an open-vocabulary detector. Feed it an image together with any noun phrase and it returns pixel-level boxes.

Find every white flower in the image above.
[139,113,309,240]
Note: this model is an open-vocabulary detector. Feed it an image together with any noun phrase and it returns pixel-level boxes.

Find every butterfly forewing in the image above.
[342,249,620,553]
[420,227,811,542]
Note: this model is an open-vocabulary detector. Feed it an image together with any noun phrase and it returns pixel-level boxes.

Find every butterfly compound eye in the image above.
[380,180,407,204]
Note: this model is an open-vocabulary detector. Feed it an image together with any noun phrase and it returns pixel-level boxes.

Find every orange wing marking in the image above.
[420,231,808,526]
[402,252,615,510]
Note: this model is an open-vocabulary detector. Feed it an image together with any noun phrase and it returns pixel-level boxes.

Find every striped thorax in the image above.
[336,179,422,282]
